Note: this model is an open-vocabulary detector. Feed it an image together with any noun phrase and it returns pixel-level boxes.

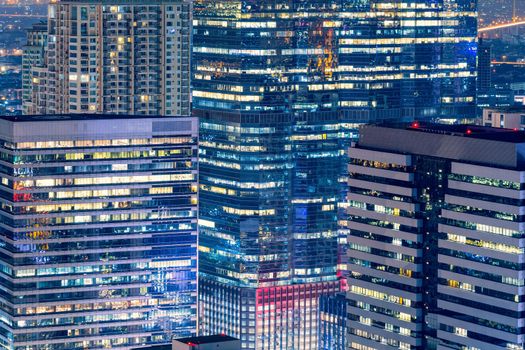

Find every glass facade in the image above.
[193,1,348,348]
[338,0,478,122]
[193,0,477,122]
[319,293,347,350]
[193,1,477,348]
[0,116,198,350]
[197,111,343,349]
[346,123,525,350]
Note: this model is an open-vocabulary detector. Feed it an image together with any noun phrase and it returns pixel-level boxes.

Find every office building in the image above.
[0,115,198,349]
[338,0,478,122]
[23,0,191,116]
[194,1,344,348]
[193,0,478,123]
[477,85,516,111]
[482,106,525,129]
[22,21,48,115]
[347,122,525,349]
[197,111,342,348]
[193,0,477,348]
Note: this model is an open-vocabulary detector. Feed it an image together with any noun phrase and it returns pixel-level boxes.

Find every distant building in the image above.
[22,21,47,115]
[482,106,525,129]
[477,38,492,113]
[478,76,525,112]
[510,82,525,105]
[347,122,525,349]
[0,114,198,349]
[477,86,514,110]
[23,0,191,116]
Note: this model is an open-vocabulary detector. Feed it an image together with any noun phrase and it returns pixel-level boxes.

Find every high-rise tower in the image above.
[193,0,477,348]
[347,123,525,350]
[477,38,492,95]
[194,2,344,349]
[0,115,198,349]
[23,0,191,116]
[337,0,478,122]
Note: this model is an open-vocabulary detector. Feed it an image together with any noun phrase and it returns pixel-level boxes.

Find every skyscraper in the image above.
[193,0,477,123]
[477,38,492,95]
[194,2,345,348]
[193,0,477,348]
[347,122,525,350]
[338,0,478,122]
[197,112,343,349]
[0,115,198,349]
[476,38,492,113]
[23,0,191,116]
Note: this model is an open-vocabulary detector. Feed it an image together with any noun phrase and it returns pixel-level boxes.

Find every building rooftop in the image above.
[131,345,171,350]
[382,121,525,143]
[28,21,48,31]
[0,114,186,122]
[357,122,525,169]
[175,335,238,345]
